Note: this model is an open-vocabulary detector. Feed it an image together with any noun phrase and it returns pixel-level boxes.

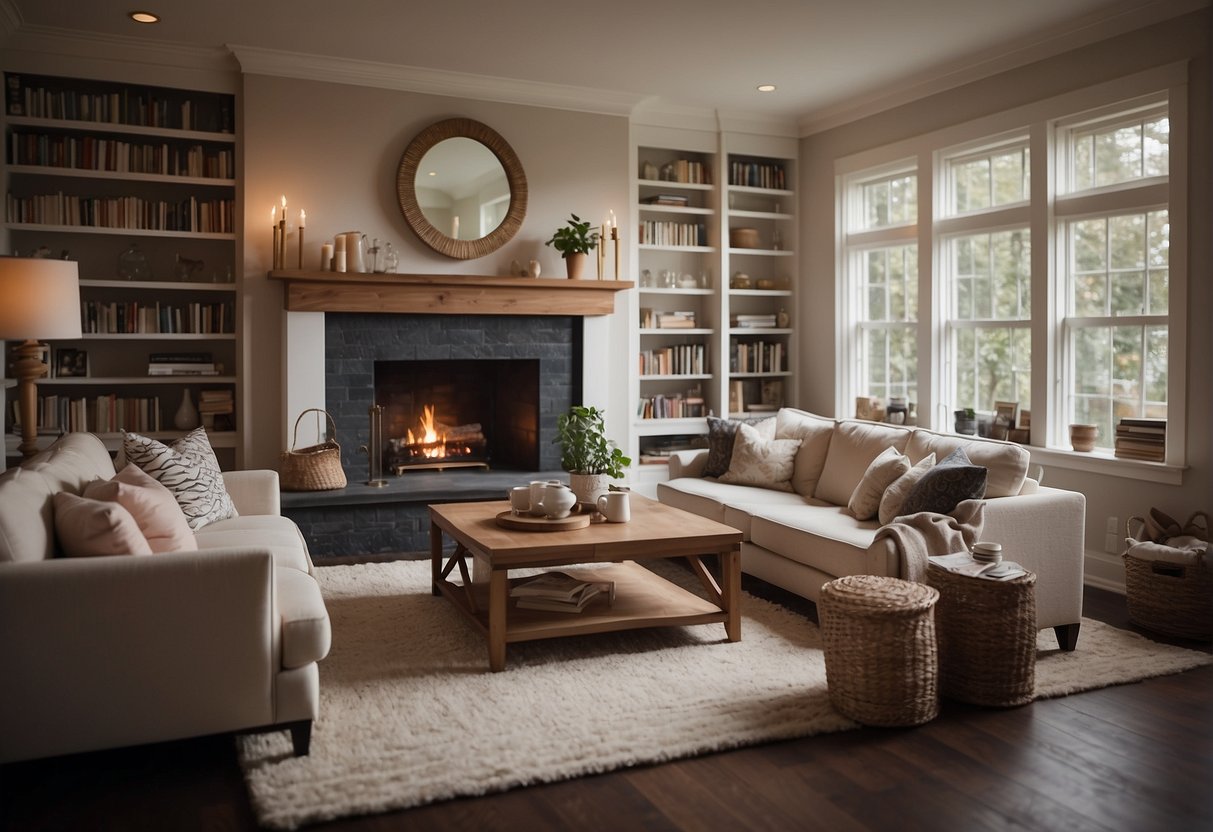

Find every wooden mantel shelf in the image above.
[267,270,633,316]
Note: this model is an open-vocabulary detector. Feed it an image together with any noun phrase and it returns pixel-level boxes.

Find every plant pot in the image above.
[1069,424,1098,452]
[565,252,587,280]
[954,411,977,435]
[568,472,610,506]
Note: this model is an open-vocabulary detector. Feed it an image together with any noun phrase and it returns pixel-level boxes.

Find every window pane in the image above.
[991,148,1028,205]
[1144,117,1169,177]
[864,181,889,228]
[1072,112,1168,193]
[1070,323,1167,449]
[1147,210,1170,315]
[1073,134,1094,191]
[953,326,1030,413]
[1095,125,1142,187]
[863,245,917,323]
[1072,219,1107,316]
[862,175,916,229]
[1145,325,1168,406]
[955,158,990,213]
[953,230,1029,321]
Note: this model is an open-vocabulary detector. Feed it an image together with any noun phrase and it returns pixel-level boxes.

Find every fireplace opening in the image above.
[375,359,540,473]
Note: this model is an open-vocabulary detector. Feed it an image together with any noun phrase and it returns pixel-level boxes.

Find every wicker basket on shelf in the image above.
[280,408,347,492]
[818,575,940,727]
[927,564,1037,706]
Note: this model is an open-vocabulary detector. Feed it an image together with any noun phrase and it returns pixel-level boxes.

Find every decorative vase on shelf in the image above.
[174,389,200,431]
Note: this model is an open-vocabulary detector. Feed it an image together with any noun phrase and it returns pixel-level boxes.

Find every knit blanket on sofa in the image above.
[874,499,986,583]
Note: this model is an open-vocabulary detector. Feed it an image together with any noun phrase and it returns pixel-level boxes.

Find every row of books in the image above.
[12,394,162,434]
[729,161,787,190]
[83,301,234,336]
[639,220,707,247]
[510,571,615,614]
[730,340,787,374]
[651,159,710,185]
[639,309,698,329]
[639,344,708,376]
[638,393,706,420]
[1114,417,1165,462]
[730,313,778,329]
[6,192,236,234]
[640,194,689,206]
[5,74,234,133]
[9,132,235,179]
[730,379,784,414]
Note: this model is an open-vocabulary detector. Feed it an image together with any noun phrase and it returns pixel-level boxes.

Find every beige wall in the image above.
[240,75,630,470]
[798,10,1212,584]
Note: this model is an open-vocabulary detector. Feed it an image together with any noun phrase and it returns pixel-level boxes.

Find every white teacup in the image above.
[529,480,562,517]
[508,486,530,516]
[596,491,631,523]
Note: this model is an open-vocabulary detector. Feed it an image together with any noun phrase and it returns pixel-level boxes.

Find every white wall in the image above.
[241,75,631,470]
[797,10,1212,588]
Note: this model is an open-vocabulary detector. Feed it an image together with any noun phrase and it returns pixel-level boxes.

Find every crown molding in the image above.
[0,0,22,42]
[798,0,1209,136]
[228,45,644,117]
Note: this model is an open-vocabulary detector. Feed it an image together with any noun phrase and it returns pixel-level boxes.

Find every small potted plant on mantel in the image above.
[554,405,631,505]
[544,213,599,279]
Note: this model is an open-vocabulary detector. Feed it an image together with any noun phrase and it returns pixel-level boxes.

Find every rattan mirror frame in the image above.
[396,118,528,260]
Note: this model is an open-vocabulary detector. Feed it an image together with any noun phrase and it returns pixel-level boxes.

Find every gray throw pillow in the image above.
[702,416,775,478]
[899,446,987,515]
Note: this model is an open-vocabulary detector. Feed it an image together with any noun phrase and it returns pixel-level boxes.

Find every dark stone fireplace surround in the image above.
[281,312,581,557]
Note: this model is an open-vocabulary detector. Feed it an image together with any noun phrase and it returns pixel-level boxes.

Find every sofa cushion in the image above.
[27,433,117,496]
[83,464,198,554]
[276,567,332,669]
[749,504,884,579]
[656,479,806,540]
[905,428,1028,498]
[718,423,801,492]
[123,428,238,531]
[52,492,153,557]
[847,446,911,520]
[703,416,775,477]
[878,452,936,524]
[775,408,835,497]
[0,466,56,563]
[900,447,987,515]
[814,420,913,506]
[194,515,312,573]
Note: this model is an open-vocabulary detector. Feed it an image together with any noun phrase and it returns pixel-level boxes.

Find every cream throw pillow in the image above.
[718,422,802,492]
[53,492,153,557]
[83,463,198,553]
[847,446,911,520]
[878,452,936,525]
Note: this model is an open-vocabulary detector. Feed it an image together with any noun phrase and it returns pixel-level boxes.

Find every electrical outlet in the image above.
[1105,532,1121,554]
[1106,515,1119,534]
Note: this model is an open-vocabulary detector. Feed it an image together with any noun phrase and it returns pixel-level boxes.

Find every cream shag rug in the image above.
[238,560,1212,829]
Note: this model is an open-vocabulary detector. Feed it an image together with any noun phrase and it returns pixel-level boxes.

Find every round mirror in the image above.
[397,118,527,260]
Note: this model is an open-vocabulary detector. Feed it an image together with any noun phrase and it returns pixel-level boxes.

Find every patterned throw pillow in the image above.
[847,446,911,521]
[878,452,936,525]
[899,447,987,516]
[718,422,802,492]
[122,427,238,530]
[703,416,775,478]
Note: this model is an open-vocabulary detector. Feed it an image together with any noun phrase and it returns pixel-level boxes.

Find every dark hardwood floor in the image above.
[2,581,1209,832]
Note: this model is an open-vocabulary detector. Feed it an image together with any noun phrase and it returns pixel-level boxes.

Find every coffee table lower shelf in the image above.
[436,560,726,643]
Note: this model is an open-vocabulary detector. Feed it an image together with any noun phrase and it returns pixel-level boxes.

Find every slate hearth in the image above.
[283,312,581,557]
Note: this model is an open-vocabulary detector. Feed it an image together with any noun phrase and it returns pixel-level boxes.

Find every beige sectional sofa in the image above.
[657,408,1086,649]
[0,433,331,763]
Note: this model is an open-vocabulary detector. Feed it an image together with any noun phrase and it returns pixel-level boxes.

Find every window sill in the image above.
[1025,445,1184,486]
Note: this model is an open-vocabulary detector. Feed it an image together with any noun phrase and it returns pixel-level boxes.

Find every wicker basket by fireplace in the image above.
[280,409,347,491]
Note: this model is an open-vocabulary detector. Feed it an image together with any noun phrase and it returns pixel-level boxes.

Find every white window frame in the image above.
[834,65,1187,484]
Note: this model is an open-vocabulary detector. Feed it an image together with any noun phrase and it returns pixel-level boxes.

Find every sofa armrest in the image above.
[669,449,709,479]
[223,469,281,516]
[0,547,277,763]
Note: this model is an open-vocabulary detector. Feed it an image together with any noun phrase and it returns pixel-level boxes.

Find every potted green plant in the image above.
[545,213,599,279]
[554,405,631,504]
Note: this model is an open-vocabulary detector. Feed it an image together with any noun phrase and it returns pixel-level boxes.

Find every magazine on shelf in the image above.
[929,552,1026,581]
[511,571,616,613]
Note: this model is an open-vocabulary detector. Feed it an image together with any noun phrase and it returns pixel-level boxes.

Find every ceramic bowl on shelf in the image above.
[729,227,760,248]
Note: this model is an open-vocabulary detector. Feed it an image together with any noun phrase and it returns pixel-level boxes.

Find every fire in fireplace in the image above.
[387,404,489,472]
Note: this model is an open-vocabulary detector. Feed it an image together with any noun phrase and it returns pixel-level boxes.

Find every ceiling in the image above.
[2,0,1202,131]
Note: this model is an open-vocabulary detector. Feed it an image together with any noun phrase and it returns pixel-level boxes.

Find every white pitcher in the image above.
[342,231,368,273]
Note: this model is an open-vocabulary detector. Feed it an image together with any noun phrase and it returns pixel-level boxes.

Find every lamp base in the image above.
[11,339,48,460]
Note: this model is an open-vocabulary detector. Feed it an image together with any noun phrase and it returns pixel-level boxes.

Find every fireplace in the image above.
[325,312,579,475]
[376,358,539,471]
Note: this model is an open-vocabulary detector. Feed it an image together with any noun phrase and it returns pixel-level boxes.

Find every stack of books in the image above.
[1114,418,1166,461]
[656,311,697,329]
[147,352,220,376]
[510,571,615,613]
[731,313,777,329]
[198,390,234,430]
[640,194,689,206]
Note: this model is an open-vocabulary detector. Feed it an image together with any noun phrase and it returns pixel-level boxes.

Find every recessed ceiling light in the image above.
[129,11,160,24]
[757,84,777,93]
[427,171,437,177]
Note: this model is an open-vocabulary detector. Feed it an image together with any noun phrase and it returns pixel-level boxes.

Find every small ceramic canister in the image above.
[508,486,530,516]
[529,479,562,517]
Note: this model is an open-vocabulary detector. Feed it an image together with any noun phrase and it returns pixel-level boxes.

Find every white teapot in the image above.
[538,483,577,520]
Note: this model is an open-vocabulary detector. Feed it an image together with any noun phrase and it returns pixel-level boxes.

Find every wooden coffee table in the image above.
[429,494,743,671]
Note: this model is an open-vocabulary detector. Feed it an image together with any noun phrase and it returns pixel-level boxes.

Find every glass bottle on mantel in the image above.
[383,243,398,273]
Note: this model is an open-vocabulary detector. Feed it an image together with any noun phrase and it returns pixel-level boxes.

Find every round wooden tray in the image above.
[495,508,592,532]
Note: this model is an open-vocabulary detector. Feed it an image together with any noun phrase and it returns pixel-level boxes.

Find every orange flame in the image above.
[406,405,447,458]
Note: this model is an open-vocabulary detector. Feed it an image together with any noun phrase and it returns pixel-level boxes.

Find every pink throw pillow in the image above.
[83,463,198,553]
[53,492,153,557]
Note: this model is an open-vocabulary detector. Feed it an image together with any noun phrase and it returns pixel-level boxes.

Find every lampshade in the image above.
[0,257,82,340]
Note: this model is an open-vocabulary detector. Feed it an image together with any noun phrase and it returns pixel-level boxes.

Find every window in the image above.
[841,167,919,409]
[836,76,1184,478]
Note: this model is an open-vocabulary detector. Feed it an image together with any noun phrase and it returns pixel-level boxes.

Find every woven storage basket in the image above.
[280,408,347,492]
[818,575,940,727]
[1123,548,1212,640]
[927,564,1037,706]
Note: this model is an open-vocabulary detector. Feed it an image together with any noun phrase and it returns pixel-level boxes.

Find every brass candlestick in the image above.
[597,224,605,280]
[612,226,620,281]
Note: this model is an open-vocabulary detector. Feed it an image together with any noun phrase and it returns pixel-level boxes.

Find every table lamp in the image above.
[0,257,82,460]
